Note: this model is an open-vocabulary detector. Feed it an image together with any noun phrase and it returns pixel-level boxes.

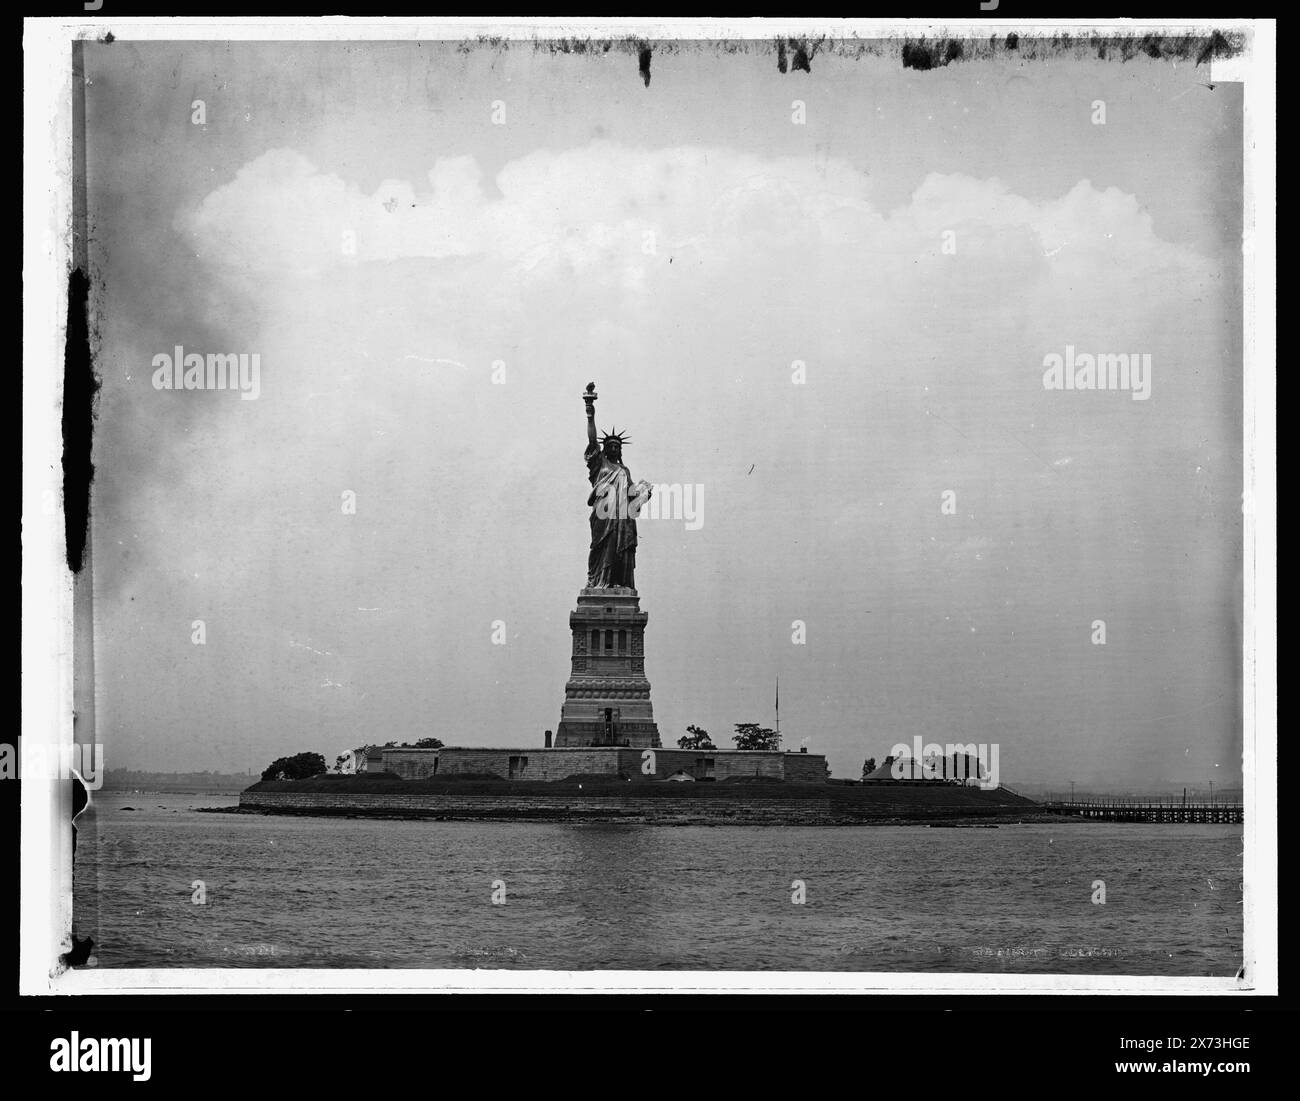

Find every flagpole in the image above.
[775,676,780,741]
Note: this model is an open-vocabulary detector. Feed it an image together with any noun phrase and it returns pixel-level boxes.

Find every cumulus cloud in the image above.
[175,142,1202,293]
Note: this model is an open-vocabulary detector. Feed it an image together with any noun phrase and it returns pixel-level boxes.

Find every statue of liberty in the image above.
[582,383,652,590]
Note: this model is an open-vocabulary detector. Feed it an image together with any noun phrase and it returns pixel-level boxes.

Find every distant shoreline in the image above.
[98,773,250,796]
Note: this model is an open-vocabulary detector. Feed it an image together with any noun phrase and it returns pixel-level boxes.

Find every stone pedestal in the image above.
[554,586,661,748]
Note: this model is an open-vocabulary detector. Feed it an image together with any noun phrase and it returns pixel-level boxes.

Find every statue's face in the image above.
[605,439,622,462]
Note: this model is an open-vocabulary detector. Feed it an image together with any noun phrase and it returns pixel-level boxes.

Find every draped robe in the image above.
[585,441,642,589]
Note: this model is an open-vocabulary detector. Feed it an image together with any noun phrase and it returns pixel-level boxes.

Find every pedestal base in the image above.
[554,587,660,748]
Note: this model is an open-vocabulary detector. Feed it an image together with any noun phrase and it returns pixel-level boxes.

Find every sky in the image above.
[82,39,1243,785]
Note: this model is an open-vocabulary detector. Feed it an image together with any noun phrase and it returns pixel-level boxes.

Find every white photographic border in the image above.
[20,16,1277,997]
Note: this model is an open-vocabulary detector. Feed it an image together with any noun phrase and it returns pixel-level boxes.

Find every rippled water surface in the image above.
[73,793,1242,974]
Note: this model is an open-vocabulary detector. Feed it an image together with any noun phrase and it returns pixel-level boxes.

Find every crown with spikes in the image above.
[601,426,631,447]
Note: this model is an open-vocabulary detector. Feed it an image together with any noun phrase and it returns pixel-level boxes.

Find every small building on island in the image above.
[862,752,986,785]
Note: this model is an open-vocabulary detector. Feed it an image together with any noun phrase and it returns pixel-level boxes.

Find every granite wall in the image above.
[379,746,829,783]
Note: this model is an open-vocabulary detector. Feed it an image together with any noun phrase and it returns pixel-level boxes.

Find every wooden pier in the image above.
[1040,799,1242,824]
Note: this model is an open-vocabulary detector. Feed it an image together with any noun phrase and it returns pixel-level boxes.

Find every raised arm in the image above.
[583,383,598,450]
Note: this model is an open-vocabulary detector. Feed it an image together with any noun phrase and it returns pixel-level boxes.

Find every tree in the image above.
[261,752,328,782]
[732,722,780,752]
[861,757,877,780]
[409,737,444,749]
[677,724,715,750]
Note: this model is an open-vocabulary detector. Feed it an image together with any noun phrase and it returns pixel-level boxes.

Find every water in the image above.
[73,793,1242,973]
